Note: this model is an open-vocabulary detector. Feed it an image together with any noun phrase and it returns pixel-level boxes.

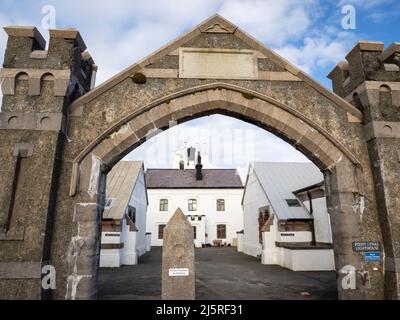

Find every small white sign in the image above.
[169,268,189,277]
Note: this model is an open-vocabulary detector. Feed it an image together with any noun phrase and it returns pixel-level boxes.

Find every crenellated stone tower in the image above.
[328,41,400,299]
[0,27,96,299]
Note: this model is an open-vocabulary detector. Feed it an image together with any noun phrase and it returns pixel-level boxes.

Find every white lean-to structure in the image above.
[99,161,149,268]
[146,152,244,247]
[242,162,335,271]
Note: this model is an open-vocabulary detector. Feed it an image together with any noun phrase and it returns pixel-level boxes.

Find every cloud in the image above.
[125,115,310,180]
[0,0,343,85]
[218,0,318,47]
[337,0,392,10]
[274,31,355,74]
[0,0,328,83]
[0,0,391,173]
[48,0,221,83]
[336,0,397,24]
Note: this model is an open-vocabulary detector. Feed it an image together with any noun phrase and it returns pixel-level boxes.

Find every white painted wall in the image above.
[237,233,244,252]
[120,221,138,265]
[127,169,148,256]
[261,219,335,270]
[278,247,335,271]
[100,230,121,267]
[242,168,268,257]
[145,233,151,251]
[146,188,243,246]
[261,217,279,265]
[100,167,148,267]
[277,231,313,243]
[243,165,334,272]
[302,197,333,243]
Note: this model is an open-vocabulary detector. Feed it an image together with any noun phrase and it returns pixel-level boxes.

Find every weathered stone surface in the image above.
[161,208,195,300]
[179,48,257,80]
[0,14,397,300]
[0,24,96,301]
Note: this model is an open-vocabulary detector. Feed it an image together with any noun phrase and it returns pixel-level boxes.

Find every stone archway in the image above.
[0,15,398,300]
[65,83,372,300]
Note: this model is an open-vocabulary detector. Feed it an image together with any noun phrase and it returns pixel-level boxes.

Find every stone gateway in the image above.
[0,14,399,300]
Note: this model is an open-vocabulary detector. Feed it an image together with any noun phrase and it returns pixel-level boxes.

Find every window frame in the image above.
[127,205,136,224]
[158,224,166,239]
[159,199,168,212]
[216,224,227,239]
[188,198,197,211]
[216,199,225,211]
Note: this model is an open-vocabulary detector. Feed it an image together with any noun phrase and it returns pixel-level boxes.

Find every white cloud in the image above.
[0,0,341,85]
[0,1,370,170]
[40,0,220,84]
[125,115,310,179]
[337,0,392,10]
[274,32,354,74]
[218,0,318,47]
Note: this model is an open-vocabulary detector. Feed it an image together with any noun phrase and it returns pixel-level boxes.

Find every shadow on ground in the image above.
[98,247,338,300]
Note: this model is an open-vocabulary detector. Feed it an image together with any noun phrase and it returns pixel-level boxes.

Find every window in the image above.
[258,207,270,243]
[193,226,197,240]
[286,199,301,207]
[159,199,168,211]
[217,224,226,239]
[127,205,136,224]
[188,199,197,211]
[216,199,225,211]
[158,224,166,239]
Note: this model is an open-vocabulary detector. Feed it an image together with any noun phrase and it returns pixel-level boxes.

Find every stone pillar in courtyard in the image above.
[162,208,195,300]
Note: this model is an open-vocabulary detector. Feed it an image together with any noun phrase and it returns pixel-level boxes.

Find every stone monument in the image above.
[161,208,195,300]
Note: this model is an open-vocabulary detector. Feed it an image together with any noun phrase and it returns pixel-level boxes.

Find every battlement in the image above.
[3,26,88,68]
[4,26,46,50]
[1,26,96,101]
[328,41,400,98]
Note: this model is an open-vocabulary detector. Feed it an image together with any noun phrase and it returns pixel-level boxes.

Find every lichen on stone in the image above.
[242,92,254,100]
[131,72,147,84]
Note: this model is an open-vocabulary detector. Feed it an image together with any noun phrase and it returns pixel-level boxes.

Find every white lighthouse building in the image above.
[146,149,244,248]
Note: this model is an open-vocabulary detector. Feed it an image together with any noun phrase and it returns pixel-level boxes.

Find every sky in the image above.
[0,0,399,178]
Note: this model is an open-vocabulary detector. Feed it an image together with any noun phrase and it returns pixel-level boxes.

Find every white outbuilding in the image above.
[242,162,335,271]
[99,161,149,268]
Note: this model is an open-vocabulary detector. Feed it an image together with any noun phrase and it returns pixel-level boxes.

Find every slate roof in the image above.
[146,169,243,189]
[103,161,144,220]
[246,162,324,220]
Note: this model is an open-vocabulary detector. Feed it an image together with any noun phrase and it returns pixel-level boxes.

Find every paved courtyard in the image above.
[98,247,338,300]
